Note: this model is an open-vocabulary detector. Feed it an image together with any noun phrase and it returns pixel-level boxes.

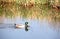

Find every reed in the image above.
[0,0,60,21]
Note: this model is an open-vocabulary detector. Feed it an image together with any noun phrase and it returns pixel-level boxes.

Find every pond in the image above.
[0,17,60,39]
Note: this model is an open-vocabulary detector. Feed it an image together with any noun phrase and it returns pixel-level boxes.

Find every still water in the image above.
[0,18,60,39]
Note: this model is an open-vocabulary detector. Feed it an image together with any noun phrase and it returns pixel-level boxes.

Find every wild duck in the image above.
[15,22,29,31]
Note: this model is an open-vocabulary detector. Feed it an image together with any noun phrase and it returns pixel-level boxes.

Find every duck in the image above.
[15,22,29,31]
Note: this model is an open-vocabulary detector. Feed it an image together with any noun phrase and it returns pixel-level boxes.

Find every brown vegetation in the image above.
[0,1,14,8]
[51,4,60,9]
[20,1,35,9]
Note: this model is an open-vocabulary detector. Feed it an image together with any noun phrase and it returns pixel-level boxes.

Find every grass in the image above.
[0,0,60,21]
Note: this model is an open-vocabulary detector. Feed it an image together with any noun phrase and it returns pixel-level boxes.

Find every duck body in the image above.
[15,24,25,29]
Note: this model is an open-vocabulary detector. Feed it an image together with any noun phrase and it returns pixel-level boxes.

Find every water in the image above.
[0,18,60,39]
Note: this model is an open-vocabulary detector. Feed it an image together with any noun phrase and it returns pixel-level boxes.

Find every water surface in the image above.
[0,18,60,39]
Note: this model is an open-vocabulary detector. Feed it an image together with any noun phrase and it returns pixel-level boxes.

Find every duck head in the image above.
[25,22,28,25]
[25,22,29,31]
